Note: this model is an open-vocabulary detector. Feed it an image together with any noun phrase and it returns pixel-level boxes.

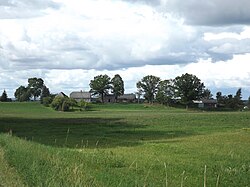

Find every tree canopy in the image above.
[89,74,111,103]
[14,86,31,102]
[40,85,51,104]
[14,78,49,102]
[174,73,205,108]
[28,78,44,101]
[216,88,244,110]
[0,90,8,102]
[137,75,160,103]
[156,80,174,105]
[111,74,124,101]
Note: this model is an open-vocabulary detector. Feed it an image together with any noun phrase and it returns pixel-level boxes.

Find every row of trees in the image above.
[14,78,50,102]
[8,73,248,111]
[136,73,212,108]
[88,73,213,108]
[216,89,245,110]
[89,74,124,103]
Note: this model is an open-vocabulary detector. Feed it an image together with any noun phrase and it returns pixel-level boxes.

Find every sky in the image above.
[0,0,250,99]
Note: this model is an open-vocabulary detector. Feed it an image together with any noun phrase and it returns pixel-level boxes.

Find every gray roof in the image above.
[201,99,217,104]
[70,91,91,99]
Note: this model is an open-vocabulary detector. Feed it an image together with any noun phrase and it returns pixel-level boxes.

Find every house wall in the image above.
[75,98,91,103]
[103,95,116,103]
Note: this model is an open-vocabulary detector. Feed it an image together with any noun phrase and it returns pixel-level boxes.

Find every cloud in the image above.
[1,0,249,71]
[1,0,202,71]
[166,0,250,26]
[0,0,61,19]
[0,0,250,99]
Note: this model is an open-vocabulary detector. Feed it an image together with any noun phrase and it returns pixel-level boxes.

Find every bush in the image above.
[78,100,91,111]
[42,97,53,107]
[51,96,70,111]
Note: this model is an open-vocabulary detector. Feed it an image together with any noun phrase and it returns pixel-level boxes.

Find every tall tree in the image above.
[233,88,244,109]
[28,78,44,101]
[14,86,30,102]
[0,90,8,102]
[202,89,213,99]
[111,74,124,101]
[136,75,160,104]
[89,74,111,103]
[174,73,205,108]
[40,85,50,104]
[156,79,174,106]
[135,88,143,104]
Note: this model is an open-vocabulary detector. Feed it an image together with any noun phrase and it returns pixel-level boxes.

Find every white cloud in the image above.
[204,27,250,41]
[0,0,250,99]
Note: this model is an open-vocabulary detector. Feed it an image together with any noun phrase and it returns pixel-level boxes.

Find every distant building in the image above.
[193,99,217,108]
[103,94,116,103]
[117,94,136,103]
[70,91,91,102]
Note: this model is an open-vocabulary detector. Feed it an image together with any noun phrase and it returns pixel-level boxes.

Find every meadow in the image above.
[0,102,249,186]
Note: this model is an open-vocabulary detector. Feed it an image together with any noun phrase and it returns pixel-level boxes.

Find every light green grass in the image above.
[0,102,250,186]
[0,146,26,187]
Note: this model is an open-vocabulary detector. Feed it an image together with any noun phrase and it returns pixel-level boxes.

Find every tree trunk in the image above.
[101,93,104,103]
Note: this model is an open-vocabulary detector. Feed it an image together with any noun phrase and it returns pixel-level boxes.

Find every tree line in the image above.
[14,78,51,102]
[1,73,249,111]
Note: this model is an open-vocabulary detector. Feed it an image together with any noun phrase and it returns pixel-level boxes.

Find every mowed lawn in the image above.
[0,102,249,186]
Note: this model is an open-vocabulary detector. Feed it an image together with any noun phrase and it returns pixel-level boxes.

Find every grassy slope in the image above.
[0,102,250,186]
[0,147,26,187]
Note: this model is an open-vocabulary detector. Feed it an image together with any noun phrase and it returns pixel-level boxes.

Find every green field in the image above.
[0,102,249,186]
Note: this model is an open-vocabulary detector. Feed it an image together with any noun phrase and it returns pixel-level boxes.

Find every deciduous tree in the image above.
[89,74,111,103]
[156,80,174,106]
[111,74,124,102]
[28,78,44,101]
[174,73,205,108]
[14,86,30,102]
[40,86,50,104]
[136,75,160,104]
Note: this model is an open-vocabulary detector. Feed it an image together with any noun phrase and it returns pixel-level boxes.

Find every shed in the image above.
[193,99,217,108]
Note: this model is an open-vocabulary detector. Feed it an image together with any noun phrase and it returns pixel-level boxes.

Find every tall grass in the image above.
[0,102,250,186]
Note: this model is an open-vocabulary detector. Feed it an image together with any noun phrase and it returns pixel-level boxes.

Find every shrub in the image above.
[42,97,53,107]
[78,100,91,111]
[51,96,70,111]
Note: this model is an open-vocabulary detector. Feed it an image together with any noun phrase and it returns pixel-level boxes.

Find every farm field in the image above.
[0,102,250,186]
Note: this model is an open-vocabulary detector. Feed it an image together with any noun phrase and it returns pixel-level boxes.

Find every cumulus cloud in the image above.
[0,0,250,98]
[0,0,202,71]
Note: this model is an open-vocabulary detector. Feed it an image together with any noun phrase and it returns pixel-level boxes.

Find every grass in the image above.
[0,102,250,186]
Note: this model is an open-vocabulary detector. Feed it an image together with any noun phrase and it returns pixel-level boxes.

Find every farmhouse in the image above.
[70,91,91,102]
[193,99,218,109]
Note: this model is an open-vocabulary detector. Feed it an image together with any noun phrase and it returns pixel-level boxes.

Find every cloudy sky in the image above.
[0,0,250,99]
